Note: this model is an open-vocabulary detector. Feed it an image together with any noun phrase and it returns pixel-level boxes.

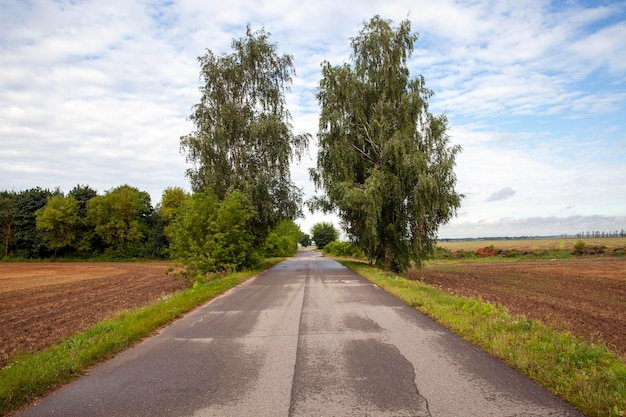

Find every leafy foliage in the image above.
[64,185,101,256]
[263,219,303,257]
[180,25,309,243]
[310,16,462,272]
[86,185,152,257]
[141,209,167,259]
[311,222,339,250]
[0,190,16,257]
[323,241,365,258]
[10,188,58,258]
[159,187,190,225]
[68,185,97,218]
[35,195,80,258]
[168,190,257,278]
[299,233,311,247]
[159,186,191,257]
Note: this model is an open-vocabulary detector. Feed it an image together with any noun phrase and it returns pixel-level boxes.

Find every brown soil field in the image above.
[0,262,189,368]
[409,258,626,357]
[2,258,624,370]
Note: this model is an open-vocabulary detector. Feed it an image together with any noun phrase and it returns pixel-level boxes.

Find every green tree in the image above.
[299,233,311,247]
[0,191,16,257]
[141,209,167,259]
[159,187,190,225]
[311,222,339,250]
[86,185,152,256]
[168,190,256,277]
[68,185,98,218]
[159,186,190,246]
[263,219,303,257]
[35,195,80,259]
[180,25,309,243]
[68,184,100,256]
[310,16,462,272]
[10,188,58,258]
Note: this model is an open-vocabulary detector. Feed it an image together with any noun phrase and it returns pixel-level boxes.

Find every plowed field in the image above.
[409,258,626,357]
[0,262,188,368]
[1,258,624,370]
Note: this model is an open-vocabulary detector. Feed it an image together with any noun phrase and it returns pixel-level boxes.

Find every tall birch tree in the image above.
[180,25,309,242]
[310,16,462,272]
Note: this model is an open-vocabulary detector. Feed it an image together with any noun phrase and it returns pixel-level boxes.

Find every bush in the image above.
[323,241,364,258]
[263,232,296,257]
[168,190,257,279]
[432,246,454,259]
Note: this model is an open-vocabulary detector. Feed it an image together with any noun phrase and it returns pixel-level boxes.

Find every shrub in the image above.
[323,241,364,258]
[263,232,296,257]
[168,190,257,279]
[433,246,454,259]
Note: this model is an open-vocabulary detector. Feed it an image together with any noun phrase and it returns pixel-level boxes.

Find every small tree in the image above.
[311,222,339,250]
[86,185,152,256]
[299,233,311,247]
[11,188,58,258]
[36,195,80,259]
[68,184,99,256]
[159,187,190,225]
[159,186,191,253]
[264,219,303,257]
[168,190,257,277]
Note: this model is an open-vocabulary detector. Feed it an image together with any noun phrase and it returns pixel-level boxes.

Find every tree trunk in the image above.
[383,247,391,272]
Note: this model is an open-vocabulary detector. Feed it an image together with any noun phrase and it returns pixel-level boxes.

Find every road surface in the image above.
[17,249,585,416]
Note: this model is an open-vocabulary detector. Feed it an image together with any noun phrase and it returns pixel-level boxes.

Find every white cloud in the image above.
[1,0,625,236]
[487,187,516,202]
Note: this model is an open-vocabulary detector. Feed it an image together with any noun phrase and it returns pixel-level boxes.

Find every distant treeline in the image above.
[0,185,170,259]
[576,230,626,238]
[0,184,305,264]
[439,232,625,242]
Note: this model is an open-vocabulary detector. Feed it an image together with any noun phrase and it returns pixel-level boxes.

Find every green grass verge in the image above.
[338,259,626,417]
[0,258,283,416]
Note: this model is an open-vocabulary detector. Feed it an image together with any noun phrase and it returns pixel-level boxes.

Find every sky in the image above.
[1,0,625,239]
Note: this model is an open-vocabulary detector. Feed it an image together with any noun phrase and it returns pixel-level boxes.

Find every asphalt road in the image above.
[17,249,585,416]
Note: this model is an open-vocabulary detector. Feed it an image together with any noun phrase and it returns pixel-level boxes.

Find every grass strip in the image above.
[338,259,626,417]
[0,259,283,416]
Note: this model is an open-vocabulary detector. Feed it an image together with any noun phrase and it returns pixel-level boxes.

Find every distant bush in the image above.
[323,241,364,258]
[433,246,454,259]
[457,249,477,259]
[572,245,606,256]
[502,249,519,258]
[263,220,302,258]
[263,232,296,257]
